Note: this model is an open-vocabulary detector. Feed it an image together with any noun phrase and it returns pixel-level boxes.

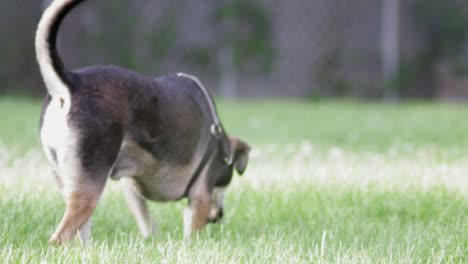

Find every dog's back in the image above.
[41,63,214,189]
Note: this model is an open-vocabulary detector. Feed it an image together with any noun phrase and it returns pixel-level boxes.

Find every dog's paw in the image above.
[141,220,157,239]
[48,231,73,245]
[48,237,62,246]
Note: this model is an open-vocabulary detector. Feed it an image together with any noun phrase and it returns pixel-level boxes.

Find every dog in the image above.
[36,0,250,244]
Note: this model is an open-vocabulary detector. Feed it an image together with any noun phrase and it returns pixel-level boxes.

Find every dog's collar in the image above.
[182,138,214,198]
[177,73,233,198]
[210,124,233,166]
[182,123,232,198]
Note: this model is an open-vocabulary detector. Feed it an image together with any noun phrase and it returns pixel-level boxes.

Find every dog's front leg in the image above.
[122,179,155,238]
[183,193,211,238]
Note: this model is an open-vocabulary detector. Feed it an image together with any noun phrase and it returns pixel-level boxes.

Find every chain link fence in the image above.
[68,0,399,98]
[1,0,468,98]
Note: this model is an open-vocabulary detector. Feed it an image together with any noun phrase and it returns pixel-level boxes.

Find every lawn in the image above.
[0,97,467,263]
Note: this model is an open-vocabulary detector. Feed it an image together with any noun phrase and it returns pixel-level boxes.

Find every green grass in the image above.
[0,97,467,263]
[220,100,468,152]
[0,96,42,152]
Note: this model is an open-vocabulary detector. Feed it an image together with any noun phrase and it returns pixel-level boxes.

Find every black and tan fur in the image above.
[36,0,250,244]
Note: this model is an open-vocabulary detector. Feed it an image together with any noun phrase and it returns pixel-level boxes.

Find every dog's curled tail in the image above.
[35,0,85,104]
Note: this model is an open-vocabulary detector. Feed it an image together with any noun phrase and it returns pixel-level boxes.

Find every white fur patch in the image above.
[40,97,81,197]
[183,207,194,238]
[40,98,69,169]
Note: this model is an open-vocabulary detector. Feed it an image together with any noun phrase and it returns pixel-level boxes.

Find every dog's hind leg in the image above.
[78,218,92,245]
[48,176,107,244]
[121,178,156,238]
[48,124,123,245]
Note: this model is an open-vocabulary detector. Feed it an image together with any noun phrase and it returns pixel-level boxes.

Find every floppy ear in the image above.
[228,136,251,175]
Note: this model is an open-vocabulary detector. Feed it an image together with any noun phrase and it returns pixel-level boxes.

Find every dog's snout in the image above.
[208,207,224,223]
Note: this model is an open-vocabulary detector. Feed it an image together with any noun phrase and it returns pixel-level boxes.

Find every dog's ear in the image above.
[228,136,251,175]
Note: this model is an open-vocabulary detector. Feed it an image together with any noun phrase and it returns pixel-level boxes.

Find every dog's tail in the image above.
[35,0,85,104]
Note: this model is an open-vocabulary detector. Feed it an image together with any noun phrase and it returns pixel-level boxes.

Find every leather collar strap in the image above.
[210,124,232,165]
[182,133,217,198]
[177,73,233,198]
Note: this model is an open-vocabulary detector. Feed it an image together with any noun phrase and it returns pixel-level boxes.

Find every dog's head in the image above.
[207,136,250,223]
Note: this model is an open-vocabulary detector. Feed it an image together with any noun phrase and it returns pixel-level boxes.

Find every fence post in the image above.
[217,0,238,99]
[381,0,400,99]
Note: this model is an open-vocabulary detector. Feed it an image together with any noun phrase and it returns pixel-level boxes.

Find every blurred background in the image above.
[2,2,468,261]
[1,0,468,100]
